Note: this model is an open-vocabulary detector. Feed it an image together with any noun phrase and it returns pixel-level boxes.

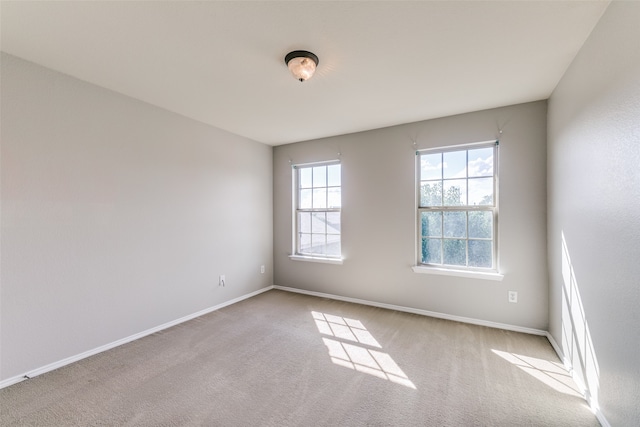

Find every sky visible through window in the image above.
[420,147,494,207]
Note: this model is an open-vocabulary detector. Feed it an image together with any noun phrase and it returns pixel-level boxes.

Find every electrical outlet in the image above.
[219,275,225,287]
[260,265,265,274]
[508,291,518,303]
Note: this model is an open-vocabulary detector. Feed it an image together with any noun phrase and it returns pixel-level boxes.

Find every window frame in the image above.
[415,141,500,274]
[290,160,342,263]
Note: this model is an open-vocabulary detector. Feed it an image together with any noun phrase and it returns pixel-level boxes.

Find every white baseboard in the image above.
[594,409,611,427]
[544,331,564,362]
[0,285,274,390]
[544,332,610,427]
[273,285,547,336]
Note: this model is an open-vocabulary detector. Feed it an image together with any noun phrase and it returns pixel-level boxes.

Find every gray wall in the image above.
[274,101,548,330]
[547,2,640,426]
[0,54,273,381]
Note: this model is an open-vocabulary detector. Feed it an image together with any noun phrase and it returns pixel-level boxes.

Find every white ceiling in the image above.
[1,1,609,145]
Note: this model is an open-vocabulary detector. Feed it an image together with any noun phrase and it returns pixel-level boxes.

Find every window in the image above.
[293,161,341,260]
[417,142,498,271]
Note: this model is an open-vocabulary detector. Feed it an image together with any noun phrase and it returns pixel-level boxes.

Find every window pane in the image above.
[327,164,341,187]
[312,188,327,209]
[469,240,492,268]
[327,187,341,208]
[313,166,327,188]
[299,233,312,253]
[416,144,497,271]
[295,161,341,258]
[300,168,312,188]
[326,212,341,234]
[421,211,442,237]
[420,181,442,207]
[443,211,466,238]
[311,234,326,254]
[312,212,326,233]
[299,212,311,233]
[422,238,442,264]
[443,150,466,179]
[468,211,492,239]
[443,239,466,265]
[468,177,493,206]
[299,189,312,209]
[421,153,442,180]
[326,234,341,256]
[468,147,493,177]
[443,179,467,206]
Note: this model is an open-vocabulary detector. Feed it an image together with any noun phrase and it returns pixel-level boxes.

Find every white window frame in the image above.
[414,141,502,279]
[290,160,343,264]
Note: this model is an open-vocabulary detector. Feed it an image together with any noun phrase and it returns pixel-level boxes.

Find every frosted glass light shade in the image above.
[285,51,319,82]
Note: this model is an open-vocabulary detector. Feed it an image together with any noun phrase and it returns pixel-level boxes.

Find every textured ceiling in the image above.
[1,1,610,145]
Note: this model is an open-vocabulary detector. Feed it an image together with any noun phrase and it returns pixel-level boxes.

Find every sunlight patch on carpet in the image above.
[312,311,416,389]
[492,349,582,397]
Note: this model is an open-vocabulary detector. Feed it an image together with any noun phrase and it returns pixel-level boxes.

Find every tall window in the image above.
[294,162,341,258]
[417,142,498,270]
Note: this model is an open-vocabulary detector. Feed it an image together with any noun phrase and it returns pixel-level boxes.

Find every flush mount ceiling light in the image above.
[284,50,319,82]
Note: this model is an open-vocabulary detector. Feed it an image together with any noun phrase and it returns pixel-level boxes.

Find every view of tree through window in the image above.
[295,162,341,258]
[418,144,497,269]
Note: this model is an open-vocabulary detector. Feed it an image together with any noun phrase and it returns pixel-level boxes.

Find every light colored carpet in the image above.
[1,289,599,426]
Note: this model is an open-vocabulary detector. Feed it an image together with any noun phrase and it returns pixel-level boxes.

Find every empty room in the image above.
[1,1,638,426]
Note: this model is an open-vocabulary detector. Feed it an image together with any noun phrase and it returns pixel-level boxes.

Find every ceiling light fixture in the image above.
[284,50,319,82]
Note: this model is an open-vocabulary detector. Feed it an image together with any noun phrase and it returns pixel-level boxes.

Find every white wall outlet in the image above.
[219,275,225,287]
[260,265,265,274]
[508,291,518,303]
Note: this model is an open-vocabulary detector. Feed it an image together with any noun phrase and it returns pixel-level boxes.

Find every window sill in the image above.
[289,255,344,265]
[412,266,504,281]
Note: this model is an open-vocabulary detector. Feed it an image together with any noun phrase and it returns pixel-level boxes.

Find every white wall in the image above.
[274,101,548,330]
[547,2,640,426]
[0,53,273,381]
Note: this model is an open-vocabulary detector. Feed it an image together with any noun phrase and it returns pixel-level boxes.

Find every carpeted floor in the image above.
[0,289,599,426]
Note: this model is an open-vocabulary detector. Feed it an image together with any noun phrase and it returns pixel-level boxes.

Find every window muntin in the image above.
[295,162,341,258]
[418,143,497,270]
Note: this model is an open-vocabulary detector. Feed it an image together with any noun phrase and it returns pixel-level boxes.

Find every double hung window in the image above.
[293,162,342,259]
[417,142,498,271]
